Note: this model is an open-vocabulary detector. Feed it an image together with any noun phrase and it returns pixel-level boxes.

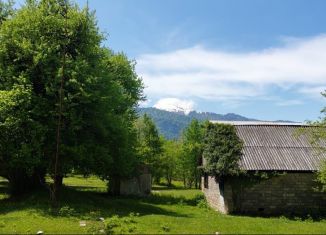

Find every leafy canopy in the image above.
[0,0,143,195]
[180,119,205,188]
[202,123,243,178]
[135,114,163,178]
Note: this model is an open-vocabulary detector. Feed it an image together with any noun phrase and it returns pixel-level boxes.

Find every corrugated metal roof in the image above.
[228,123,325,171]
[211,120,303,126]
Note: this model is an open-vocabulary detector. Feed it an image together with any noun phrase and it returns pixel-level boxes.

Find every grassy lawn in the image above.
[0,176,325,234]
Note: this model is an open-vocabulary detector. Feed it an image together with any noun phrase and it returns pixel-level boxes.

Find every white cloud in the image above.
[298,86,326,99]
[137,34,326,102]
[276,100,304,106]
[153,98,195,115]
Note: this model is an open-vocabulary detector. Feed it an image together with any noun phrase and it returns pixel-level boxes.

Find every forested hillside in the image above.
[138,108,257,139]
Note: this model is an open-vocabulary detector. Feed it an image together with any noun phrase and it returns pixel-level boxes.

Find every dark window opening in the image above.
[219,180,224,196]
[204,174,208,189]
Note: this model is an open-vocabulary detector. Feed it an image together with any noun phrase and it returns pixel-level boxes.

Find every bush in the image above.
[194,194,209,209]
[0,221,5,228]
[105,213,139,234]
[161,224,170,232]
[58,206,76,217]
[317,161,326,192]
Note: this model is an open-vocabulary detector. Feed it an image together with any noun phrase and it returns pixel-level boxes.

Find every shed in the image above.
[120,165,151,196]
[202,121,326,215]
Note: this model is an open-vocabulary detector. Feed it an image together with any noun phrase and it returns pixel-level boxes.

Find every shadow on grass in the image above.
[0,181,9,195]
[0,183,192,219]
[65,185,106,191]
[143,193,201,207]
[152,186,190,191]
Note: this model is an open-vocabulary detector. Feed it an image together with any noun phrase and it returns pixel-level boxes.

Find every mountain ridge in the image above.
[137,107,259,139]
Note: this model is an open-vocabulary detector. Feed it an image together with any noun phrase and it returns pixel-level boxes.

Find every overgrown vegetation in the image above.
[317,161,326,192]
[202,123,243,179]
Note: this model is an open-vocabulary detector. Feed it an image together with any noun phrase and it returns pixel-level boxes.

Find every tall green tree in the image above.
[179,119,205,188]
[136,114,163,183]
[0,0,143,200]
[101,52,144,195]
[161,139,183,186]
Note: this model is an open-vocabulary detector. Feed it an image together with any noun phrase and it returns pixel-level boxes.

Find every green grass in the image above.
[0,176,325,234]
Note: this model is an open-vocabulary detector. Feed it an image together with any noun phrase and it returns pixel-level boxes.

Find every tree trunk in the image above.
[154,176,160,185]
[109,176,121,196]
[50,174,63,207]
[195,176,198,189]
[166,175,172,187]
[53,174,63,188]
[183,176,186,188]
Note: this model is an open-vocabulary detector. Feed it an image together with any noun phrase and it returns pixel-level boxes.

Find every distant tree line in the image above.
[135,115,203,188]
[135,114,243,188]
[137,107,255,140]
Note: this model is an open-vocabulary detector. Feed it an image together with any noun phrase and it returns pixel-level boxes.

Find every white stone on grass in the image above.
[79,221,86,227]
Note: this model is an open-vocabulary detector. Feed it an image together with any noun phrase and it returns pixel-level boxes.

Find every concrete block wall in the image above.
[201,176,227,213]
[203,173,326,215]
[232,173,326,215]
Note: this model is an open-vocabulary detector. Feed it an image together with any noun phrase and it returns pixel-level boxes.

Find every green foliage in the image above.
[160,139,183,186]
[136,118,206,188]
[105,213,138,234]
[317,161,326,192]
[202,123,243,178]
[0,0,143,195]
[179,119,206,188]
[139,119,206,188]
[0,85,44,172]
[58,206,76,217]
[138,108,193,139]
[136,114,163,180]
[194,194,209,209]
[0,0,14,24]
[161,224,170,232]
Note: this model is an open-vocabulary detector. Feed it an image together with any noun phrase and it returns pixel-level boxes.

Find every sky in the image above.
[15,0,326,122]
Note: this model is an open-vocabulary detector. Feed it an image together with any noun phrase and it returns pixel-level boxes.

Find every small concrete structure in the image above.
[120,165,151,196]
[202,122,326,215]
